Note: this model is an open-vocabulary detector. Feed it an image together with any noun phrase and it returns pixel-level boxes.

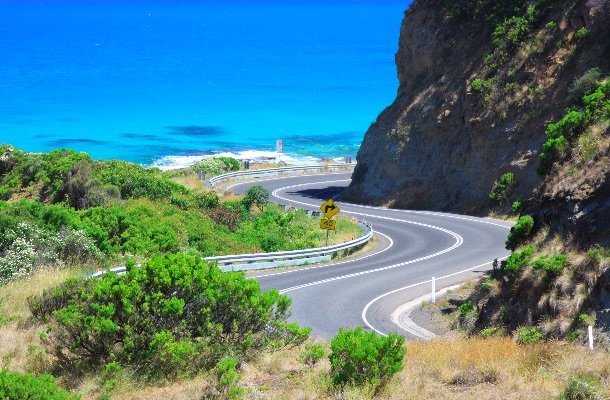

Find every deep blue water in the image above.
[0,0,409,168]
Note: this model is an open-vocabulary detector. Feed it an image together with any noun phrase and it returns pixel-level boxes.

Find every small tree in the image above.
[241,185,269,212]
[505,215,534,250]
[328,327,405,392]
[489,172,516,205]
[297,343,325,369]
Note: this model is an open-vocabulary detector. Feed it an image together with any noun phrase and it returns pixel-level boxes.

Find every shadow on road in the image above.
[284,185,348,201]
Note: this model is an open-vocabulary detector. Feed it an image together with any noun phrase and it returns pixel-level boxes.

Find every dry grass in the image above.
[0,268,74,374]
[229,338,610,400]
[168,175,209,194]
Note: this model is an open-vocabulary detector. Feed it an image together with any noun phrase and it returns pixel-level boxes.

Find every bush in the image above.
[480,327,500,338]
[190,156,240,176]
[502,245,534,279]
[30,253,310,379]
[297,343,326,368]
[472,78,484,91]
[214,357,244,399]
[458,300,474,316]
[505,216,534,250]
[511,199,524,213]
[570,68,602,102]
[217,157,240,172]
[574,27,589,40]
[532,253,568,281]
[560,376,605,400]
[489,172,516,204]
[329,327,405,391]
[516,326,543,344]
[0,369,80,400]
[0,222,102,285]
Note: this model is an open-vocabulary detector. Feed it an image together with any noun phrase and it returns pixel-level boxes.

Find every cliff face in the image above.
[343,0,610,215]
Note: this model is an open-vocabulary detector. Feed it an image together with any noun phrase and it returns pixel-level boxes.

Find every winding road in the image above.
[228,172,512,340]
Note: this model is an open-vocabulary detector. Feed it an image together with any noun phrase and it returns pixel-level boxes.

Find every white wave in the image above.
[145,150,324,171]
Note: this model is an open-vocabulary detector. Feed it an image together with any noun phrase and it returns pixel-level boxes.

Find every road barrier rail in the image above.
[206,162,356,187]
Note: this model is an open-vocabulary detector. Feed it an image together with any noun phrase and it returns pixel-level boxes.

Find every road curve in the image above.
[229,172,512,340]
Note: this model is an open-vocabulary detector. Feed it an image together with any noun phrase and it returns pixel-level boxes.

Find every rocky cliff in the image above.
[344,0,610,219]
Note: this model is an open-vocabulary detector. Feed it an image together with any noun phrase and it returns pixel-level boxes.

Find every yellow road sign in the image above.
[320,199,340,218]
[320,219,336,230]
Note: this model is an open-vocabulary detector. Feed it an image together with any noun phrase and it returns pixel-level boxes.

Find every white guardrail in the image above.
[206,162,356,187]
[90,163,372,277]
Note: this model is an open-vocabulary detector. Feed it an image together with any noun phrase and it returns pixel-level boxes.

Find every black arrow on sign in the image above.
[324,204,337,214]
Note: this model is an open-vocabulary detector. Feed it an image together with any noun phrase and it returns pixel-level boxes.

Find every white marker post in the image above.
[431,277,436,303]
[589,325,594,350]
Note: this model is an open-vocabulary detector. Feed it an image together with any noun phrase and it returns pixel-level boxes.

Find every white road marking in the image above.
[361,256,509,337]
[279,233,463,294]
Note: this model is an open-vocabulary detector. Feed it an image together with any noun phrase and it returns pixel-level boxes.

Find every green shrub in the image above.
[546,111,589,140]
[560,376,606,400]
[30,253,309,379]
[545,21,557,31]
[570,68,602,102]
[297,343,326,368]
[502,245,534,279]
[516,326,543,344]
[329,327,405,391]
[0,369,80,400]
[505,216,534,250]
[480,327,499,338]
[472,78,484,91]
[93,159,189,201]
[489,172,516,205]
[458,300,474,316]
[531,253,568,280]
[540,78,609,174]
[574,27,589,40]
[217,157,240,172]
[214,357,244,400]
[511,199,524,213]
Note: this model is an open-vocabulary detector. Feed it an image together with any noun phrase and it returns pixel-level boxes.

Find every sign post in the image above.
[320,199,340,247]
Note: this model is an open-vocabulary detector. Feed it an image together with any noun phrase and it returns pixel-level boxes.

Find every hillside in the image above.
[344,0,610,344]
[344,0,610,217]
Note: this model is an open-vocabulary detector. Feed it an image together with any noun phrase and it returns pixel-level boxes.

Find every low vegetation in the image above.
[0,145,362,287]
[0,145,374,398]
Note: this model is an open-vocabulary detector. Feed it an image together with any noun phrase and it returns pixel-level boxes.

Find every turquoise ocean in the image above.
[0,0,410,169]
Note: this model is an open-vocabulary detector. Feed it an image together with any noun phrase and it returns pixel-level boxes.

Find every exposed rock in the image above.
[343,0,610,215]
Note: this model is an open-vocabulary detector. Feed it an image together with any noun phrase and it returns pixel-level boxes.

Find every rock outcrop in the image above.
[343,0,610,215]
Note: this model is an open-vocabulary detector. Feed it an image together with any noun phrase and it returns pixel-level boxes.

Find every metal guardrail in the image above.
[206,163,356,187]
[90,222,373,277]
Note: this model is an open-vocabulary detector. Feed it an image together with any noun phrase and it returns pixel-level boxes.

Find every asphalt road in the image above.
[228,172,513,340]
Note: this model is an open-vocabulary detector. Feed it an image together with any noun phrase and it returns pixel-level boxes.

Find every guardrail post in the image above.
[431,277,436,303]
[589,325,594,350]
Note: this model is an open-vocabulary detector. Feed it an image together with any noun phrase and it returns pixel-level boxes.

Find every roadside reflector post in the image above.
[589,325,594,350]
[431,277,436,303]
